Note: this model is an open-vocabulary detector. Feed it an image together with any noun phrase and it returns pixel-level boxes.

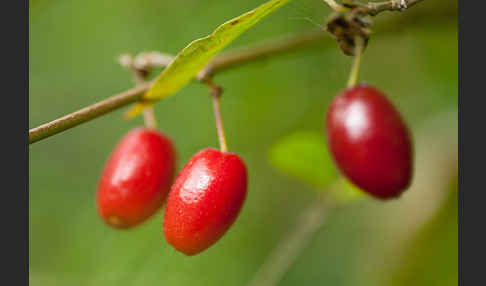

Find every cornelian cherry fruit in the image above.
[97,128,176,229]
[163,148,248,255]
[325,84,413,199]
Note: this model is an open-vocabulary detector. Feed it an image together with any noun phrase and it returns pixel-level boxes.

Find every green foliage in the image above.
[330,177,366,203]
[268,131,336,189]
[126,0,292,118]
[268,130,365,203]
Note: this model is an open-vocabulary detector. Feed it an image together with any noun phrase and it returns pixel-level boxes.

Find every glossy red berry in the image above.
[163,148,248,255]
[97,128,176,229]
[325,84,413,199]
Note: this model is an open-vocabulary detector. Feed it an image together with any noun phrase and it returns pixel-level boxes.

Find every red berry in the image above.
[97,128,176,229]
[163,148,248,255]
[325,84,413,199]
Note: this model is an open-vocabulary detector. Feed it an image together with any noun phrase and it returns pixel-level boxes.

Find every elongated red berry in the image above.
[325,84,413,199]
[97,128,176,229]
[163,148,248,255]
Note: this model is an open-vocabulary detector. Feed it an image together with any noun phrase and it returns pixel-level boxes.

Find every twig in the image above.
[132,51,174,71]
[347,36,364,87]
[204,80,228,152]
[247,195,335,286]
[322,0,347,11]
[322,0,424,16]
[29,83,150,144]
[29,31,328,144]
[119,54,158,129]
[119,54,146,86]
[199,31,329,80]
[361,0,424,16]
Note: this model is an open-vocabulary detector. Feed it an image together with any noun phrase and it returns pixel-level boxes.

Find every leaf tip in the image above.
[124,102,151,119]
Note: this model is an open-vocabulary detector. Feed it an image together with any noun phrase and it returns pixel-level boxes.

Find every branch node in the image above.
[210,84,224,99]
[396,0,408,11]
[326,12,371,56]
[118,54,133,68]
[133,51,174,71]
[202,78,223,98]
[119,53,157,128]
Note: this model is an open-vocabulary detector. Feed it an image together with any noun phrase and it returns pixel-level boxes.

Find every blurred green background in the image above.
[29,0,457,285]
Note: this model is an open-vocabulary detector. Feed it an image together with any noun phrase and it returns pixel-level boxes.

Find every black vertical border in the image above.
[459,1,486,285]
[0,0,28,284]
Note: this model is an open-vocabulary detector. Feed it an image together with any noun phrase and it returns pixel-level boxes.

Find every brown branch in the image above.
[198,31,329,80]
[29,30,329,144]
[322,0,424,16]
[363,0,425,16]
[121,31,330,81]
[29,83,151,144]
[119,54,158,129]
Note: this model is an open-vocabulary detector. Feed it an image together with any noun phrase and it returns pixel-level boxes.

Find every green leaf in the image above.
[268,131,337,189]
[330,177,366,203]
[269,130,367,203]
[126,0,292,118]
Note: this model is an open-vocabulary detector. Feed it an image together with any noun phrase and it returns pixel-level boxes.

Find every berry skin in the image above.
[97,128,176,229]
[163,148,248,256]
[325,84,413,199]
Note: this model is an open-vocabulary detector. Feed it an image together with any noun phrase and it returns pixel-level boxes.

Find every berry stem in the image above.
[142,107,158,129]
[347,37,364,88]
[119,54,159,129]
[206,80,228,153]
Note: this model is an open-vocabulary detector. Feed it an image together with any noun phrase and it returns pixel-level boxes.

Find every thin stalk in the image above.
[347,37,364,87]
[142,108,157,129]
[120,54,159,130]
[364,0,424,16]
[208,83,228,153]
